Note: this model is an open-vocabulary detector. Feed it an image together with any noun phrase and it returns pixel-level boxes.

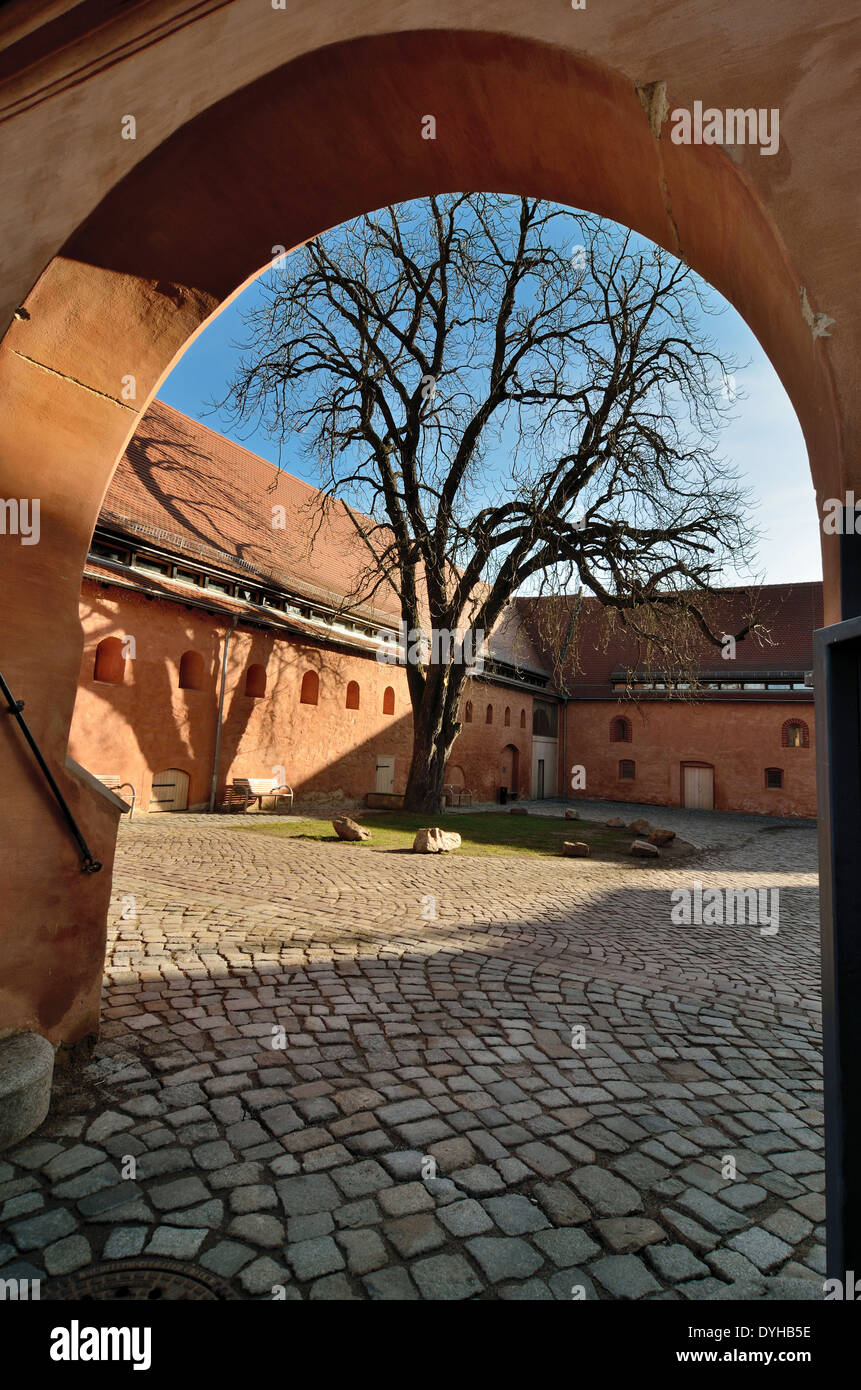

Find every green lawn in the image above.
[239,809,693,864]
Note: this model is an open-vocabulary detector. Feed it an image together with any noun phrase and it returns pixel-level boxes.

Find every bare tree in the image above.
[221,194,758,811]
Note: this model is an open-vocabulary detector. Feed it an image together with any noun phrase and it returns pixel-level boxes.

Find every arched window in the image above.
[781,718,809,749]
[520,709,526,729]
[300,670,319,705]
[346,680,360,710]
[610,716,632,743]
[178,650,205,691]
[383,686,395,715]
[465,700,473,724]
[504,706,511,727]
[93,636,126,685]
[486,704,493,725]
[619,759,636,781]
[532,702,558,737]
[765,767,783,789]
[244,663,266,698]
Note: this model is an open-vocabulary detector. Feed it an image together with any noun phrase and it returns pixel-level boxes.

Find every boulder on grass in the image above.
[561,841,590,857]
[629,838,659,857]
[413,826,462,854]
[564,809,580,820]
[628,818,651,834]
[648,828,676,847]
[509,806,528,815]
[332,816,371,841]
[605,817,626,828]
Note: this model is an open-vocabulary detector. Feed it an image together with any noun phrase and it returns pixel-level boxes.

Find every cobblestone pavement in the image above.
[1,805,825,1300]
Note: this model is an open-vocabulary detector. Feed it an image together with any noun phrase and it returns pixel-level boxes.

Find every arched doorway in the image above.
[148,768,190,813]
[1,0,858,1282]
[500,744,520,798]
[0,16,849,1097]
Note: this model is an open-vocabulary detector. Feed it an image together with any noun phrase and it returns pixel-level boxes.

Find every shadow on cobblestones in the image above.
[0,815,823,1301]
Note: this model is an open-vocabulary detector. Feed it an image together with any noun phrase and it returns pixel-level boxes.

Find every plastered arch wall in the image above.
[0,10,855,1045]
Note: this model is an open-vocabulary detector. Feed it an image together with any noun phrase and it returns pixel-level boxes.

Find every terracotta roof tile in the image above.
[100,402,822,693]
[103,399,401,622]
[519,582,822,695]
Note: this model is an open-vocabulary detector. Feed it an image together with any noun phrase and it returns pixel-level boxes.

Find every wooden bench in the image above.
[223,777,294,813]
[95,775,137,820]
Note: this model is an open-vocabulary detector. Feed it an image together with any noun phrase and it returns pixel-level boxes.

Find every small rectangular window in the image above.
[133,555,169,576]
[765,768,783,789]
[91,541,129,565]
[619,759,635,781]
[172,567,202,586]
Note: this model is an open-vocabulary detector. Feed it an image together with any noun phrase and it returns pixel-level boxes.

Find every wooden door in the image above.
[500,744,519,794]
[375,755,395,793]
[149,768,189,812]
[683,764,714,809]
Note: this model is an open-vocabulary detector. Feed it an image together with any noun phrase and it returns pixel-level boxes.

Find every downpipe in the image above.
[209,616,237,812]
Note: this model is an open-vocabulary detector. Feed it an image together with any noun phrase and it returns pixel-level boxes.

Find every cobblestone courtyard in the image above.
[1,804,825,1300]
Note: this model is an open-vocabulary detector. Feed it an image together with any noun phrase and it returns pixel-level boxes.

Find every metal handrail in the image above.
[0,667,102,873]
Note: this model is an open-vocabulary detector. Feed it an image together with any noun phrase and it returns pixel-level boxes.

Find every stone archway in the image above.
[0,13,854,1057]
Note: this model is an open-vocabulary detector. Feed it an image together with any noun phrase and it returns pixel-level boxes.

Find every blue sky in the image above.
[158,221,821,589]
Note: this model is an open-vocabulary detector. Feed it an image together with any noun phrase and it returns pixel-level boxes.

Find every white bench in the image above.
[95,775,137,820]
[229,777,294,813]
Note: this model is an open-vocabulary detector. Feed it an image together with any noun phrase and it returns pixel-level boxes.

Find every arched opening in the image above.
[610,716,632,743]
[0,21,846,1140]
[500,743,520,796]
[178,650,205,691]
[520,709,526,729]
[504,706,511,727]
[93,636,126,686]
[244,663,267,698]
[382,686,395,716]
[464,700,473,724]
[346,680,360,710]
[300,670,319,705]
[782,718,809,748]
[148,767,190,813]
[486,704,493,725]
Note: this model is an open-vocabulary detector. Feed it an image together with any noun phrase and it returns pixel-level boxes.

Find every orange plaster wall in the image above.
[565,699,817,818]
[70,580,543,809]
[70,581,419,810]
[448,692,535,803]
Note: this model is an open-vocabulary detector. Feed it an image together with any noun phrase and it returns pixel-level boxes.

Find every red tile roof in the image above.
[519,583,822,696]
[102,399,402,624]
[99,402,822,694]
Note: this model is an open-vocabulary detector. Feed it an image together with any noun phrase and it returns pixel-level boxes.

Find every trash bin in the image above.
[498,786,508,805]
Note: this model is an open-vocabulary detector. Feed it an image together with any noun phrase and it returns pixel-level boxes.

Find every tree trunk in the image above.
[402,667,463,814]
[402,718,453,814]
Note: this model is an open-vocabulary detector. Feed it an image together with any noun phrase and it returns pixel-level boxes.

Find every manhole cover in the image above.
[45,1257,236,1301]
